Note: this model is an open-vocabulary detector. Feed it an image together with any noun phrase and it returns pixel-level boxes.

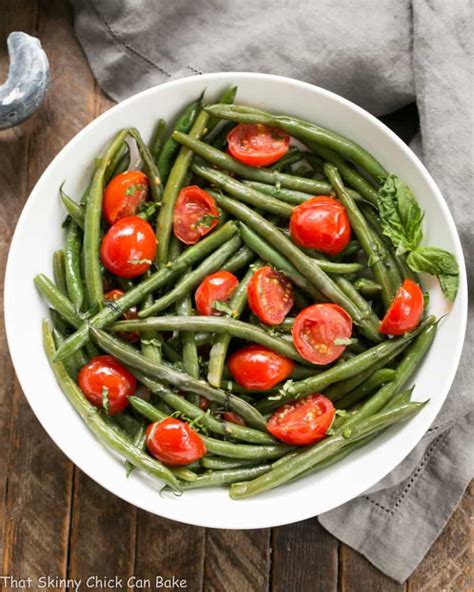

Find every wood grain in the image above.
[272,519,338,592]
[0,2,472,591]
[204,529,270,592]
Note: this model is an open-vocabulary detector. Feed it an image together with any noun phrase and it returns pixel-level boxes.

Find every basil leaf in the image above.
[377,175,424,255]
[407,246,459,302]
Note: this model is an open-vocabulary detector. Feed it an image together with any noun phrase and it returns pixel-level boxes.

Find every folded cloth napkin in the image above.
[71,0,473,582]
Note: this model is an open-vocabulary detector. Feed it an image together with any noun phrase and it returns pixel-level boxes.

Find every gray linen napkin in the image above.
[71,0,473,582]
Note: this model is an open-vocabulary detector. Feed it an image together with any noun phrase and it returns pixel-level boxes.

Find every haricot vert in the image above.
[34,85,458,497]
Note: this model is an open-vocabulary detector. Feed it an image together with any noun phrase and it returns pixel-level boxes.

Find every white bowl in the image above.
[4,73,467,529]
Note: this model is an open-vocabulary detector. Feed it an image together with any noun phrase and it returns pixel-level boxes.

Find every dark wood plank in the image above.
[0,1,40,566]
[1,0,99,583]
[271,520,338,592]
[134,515,205,591]
[204,529,270,592]
[339,544,405,592]
[407,483,473,592]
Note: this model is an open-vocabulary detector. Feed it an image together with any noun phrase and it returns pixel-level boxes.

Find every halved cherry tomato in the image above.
[103,170,149,225]
[380,279,424,336]
[195,271,239,316]
[247,266,294,325]
[104,289,139,342]
[100,216,156,278]
[292,303,353,365]
[173,186,219,245]
[227,123,290,167]
[267,394,335,445]
[290,196,351,255]
[228,345,295,391]
[77,355,136,415]
[145,418,207,466]
[222,411,246,426]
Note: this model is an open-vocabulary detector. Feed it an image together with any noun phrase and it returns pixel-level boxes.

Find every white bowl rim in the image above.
[4,72,468,529]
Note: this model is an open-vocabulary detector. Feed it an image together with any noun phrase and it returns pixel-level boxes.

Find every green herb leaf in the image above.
[128,258,152,265]
[407,246,459,302]
[377,175,424,255]
[102,386,110,415]
[334,337,358,346]
[213,300,235,316]
[196,214,219,230]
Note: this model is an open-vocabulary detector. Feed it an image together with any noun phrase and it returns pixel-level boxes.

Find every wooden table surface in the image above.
[0,2,471,591]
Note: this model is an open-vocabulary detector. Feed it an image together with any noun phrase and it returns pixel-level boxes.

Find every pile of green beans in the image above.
[36,87,437,498]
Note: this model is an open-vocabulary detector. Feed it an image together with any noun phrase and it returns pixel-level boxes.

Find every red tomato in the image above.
[77,355,136,415]
[292,304,353,365]
[228,345,295,391]
[222,411,246,426]
[247,266,294,325]
[380,279,424,336]
[195,271,239,316]
[100,216,156,278]
[104,289,139,342]
[227,123,290,167]
[145,418,207,466]
[173,186,219,245]
[267,394,336,445]
[290,196,351,255]
[103,170,149,225]
[199,397,210,411]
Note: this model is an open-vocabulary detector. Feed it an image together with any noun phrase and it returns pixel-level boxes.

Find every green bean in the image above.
[211,192,381,343]
[324,164,398,309]
[335,240,361,261]
[60,189,85,230]
[335,368,398,410]
[221,245,255,274]
[239,223,324,301]
[91,328,268,431]
[53,250,68,296]
[139,271,163,365]
[270,147,303,171]
[178,465,272,490]
[150,118,167,161]
[203,104,387,180]
[229,401,425,498]
[140,235,241,317]
[64,220,84,311]
[111,146,130,178]
[242,181,311,205]
[210,121,235,151]
[125,422,146,477]
[194,163,293,217]
[383,388,413,411]
[128,397,291,460]
[128,128,163,203]
[308,143,379,204]
[353,278,381,297]
[129,375,276,444]
[157,96,202,186]
[42,320,180,490]
[51,327,84,378]
[208,264,259,387]
[84,129,129,310]
[156,110,209,265]
[54,222,238,361]
[264,317,434,406]
[111,316,306,364]
[174,131,333,194]
[333,276,381,335]
[35,274,82,328]
[201,457,260,470]
[206,85,237,135]
[104,141,129,183]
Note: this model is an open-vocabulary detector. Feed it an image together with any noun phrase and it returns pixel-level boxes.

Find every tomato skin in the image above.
[104,289,139,342]
[292,304,353,365]
[247,266,294,325]
[195,271,239,316]
[267,394,336,445]
[290,196,351,255]
[173,186,219,245]
[77,355,136,415]
[380,279,424,336]
[228,345,295,391]
[100,216,156,278]
[103,171,149,225]
[227,123,290,167]
[222,411,246,426]
[145,418,207,466]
